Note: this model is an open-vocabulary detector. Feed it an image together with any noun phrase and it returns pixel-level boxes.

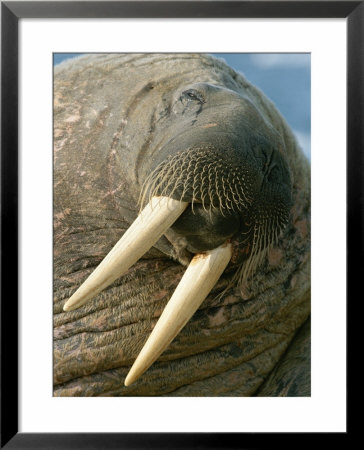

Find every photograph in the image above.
[2,0,355,445]
[53,52,311,397]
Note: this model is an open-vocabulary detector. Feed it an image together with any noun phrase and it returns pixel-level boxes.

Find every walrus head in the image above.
[140,82,292,275]
[62,63,293,386]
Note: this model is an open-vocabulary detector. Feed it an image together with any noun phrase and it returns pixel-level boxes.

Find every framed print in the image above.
[2,1,360,448]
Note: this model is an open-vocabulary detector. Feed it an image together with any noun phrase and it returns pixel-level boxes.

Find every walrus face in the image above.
[141,82,292,270]
[62,79,293,386]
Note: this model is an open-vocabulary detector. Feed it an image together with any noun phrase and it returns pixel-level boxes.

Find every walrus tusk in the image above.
[124,243,232,386]
[63,197,188,311]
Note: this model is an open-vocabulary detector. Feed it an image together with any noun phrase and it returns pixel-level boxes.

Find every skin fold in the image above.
[53,54,310,396]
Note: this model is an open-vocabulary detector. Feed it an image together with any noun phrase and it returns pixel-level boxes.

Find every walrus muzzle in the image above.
[63,196,232,385]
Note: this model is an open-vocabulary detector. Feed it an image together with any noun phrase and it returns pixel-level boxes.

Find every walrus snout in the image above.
[140,131,291,259]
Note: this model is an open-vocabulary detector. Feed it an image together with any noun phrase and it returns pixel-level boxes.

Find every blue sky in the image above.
[54,53,310,160]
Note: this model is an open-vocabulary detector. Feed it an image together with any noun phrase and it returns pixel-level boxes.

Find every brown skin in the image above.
[53,54,310,396]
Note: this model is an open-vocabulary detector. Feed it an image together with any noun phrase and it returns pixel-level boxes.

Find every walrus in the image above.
[54,53,310,396]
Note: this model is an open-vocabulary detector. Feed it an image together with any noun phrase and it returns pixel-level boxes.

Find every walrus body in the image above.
[54,54,310,396]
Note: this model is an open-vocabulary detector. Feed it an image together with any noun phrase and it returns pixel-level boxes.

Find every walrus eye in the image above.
[182,89,205,104]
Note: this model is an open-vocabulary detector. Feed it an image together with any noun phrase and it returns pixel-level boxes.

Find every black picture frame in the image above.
[1,1,360,448]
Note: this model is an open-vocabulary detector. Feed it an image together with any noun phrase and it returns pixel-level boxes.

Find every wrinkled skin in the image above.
[54,54,310,396]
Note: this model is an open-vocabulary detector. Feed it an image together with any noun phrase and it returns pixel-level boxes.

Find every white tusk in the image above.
[124,243,232,386]
[63,197,188,311]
